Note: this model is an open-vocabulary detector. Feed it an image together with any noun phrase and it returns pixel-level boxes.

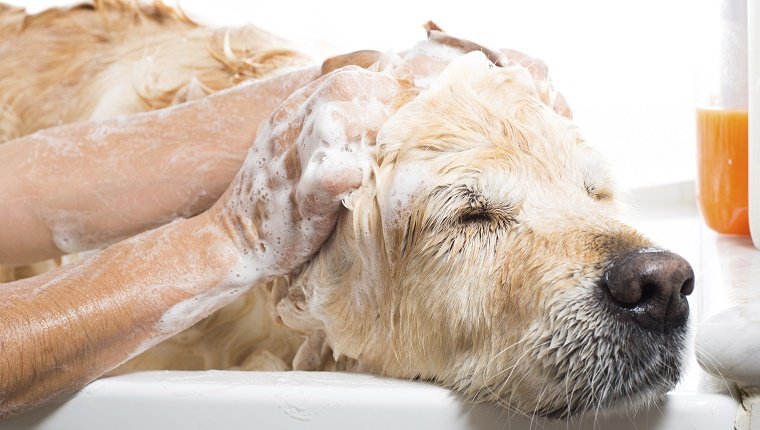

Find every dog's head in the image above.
[274,29,694,418]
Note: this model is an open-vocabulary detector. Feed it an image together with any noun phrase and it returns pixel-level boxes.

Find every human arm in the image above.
[0,67,400,418]
[0,67,319,266]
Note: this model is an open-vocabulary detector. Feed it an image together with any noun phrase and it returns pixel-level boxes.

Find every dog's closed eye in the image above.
[455,186,517,226]
[459,209,492,224]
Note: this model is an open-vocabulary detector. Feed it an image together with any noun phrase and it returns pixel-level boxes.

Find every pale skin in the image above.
[0,67,321,265]
[0,67,401,418]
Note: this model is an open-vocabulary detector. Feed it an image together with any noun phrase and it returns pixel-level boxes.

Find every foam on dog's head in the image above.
[276,47,684,418]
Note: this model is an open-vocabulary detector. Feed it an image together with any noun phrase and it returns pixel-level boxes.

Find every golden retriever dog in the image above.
[0,1,695,418]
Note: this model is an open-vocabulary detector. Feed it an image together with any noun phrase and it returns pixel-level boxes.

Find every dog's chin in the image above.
[508,288,689,419]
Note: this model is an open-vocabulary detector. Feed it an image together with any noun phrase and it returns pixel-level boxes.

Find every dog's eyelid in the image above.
[428,183,517,226]
[458,209,492,224]
[459,188,517,224]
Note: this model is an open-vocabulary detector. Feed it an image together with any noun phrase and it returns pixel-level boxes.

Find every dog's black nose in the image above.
[602,249,694,332]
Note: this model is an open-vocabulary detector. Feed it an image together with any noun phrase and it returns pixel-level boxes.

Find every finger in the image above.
[500,48,549,82]
[553,92,573,119]
[499,48,572,118]
[265,68,364,138]
[267,69,399,224]
[295,148,367,218]
[264,68,395,157]
[292,90,394,218]
[321,50,384,76]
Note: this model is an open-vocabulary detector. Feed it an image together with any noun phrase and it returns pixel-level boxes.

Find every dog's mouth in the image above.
[452,281,690,419]
[458,248,695,418]
[509,285,690,419]
[502,249,694,418]
[537,309,689,419]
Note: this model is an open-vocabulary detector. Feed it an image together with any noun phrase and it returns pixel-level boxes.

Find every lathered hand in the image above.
[400,23,572,118]
[209,66,400,280]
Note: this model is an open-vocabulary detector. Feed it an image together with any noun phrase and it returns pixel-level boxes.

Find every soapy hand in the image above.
[499,48,572,118]
[209,66,400,280]
[401,23,572,118]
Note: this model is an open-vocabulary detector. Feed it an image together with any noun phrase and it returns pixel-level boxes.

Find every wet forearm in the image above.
[0,210,250,418]
[0,63,389,421]
[0,67,319,265]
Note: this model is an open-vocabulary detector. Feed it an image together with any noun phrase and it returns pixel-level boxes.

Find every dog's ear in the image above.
[320,50,384,76]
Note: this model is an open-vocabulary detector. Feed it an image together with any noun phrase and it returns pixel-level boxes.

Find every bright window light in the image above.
[12,0,700,189]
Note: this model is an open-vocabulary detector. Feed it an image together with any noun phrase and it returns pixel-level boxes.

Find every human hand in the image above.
[208,66,400,280]
[400,23,572,118]
[499,48,572,119]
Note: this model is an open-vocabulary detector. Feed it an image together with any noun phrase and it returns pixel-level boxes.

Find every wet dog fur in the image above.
[0,1,689,417]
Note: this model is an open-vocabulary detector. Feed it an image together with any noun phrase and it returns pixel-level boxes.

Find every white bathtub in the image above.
[0,371,739,430]
[0,182,744,429]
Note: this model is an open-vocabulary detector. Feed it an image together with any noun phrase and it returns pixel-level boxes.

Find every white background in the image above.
[14,0,704,189]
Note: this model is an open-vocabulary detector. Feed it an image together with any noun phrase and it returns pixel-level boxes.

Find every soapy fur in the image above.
[270,52,683,417]
[0,2,689,418]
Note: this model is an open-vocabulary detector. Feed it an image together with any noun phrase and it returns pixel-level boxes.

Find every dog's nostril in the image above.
[602,249,694,332]
[681,276,695,296]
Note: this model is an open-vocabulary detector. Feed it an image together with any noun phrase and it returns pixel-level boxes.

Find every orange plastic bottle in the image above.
[695,0,749,235]
[696,108,749,234]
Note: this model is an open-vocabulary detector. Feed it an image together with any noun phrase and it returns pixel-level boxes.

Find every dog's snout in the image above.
[602,249,694,332]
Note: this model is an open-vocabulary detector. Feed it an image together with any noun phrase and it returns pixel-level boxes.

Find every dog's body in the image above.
[0,1,694,417]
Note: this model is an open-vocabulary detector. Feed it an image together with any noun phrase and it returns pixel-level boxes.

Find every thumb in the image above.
[295,147,369,218]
